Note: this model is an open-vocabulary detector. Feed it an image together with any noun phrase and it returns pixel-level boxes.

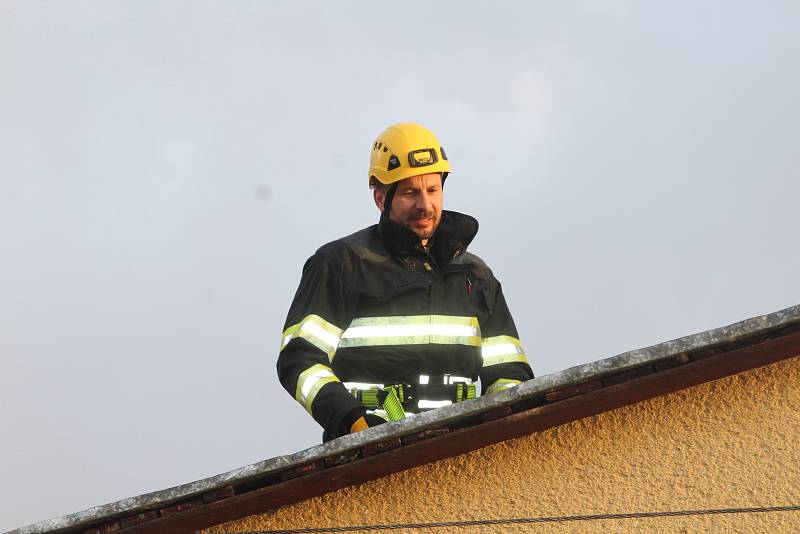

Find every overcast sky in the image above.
[2,1,799,530]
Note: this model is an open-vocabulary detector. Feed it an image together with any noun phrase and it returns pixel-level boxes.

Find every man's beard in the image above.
[406,213,439,240]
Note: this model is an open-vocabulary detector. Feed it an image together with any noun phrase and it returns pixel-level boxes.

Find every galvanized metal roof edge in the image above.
[9,303,800,534]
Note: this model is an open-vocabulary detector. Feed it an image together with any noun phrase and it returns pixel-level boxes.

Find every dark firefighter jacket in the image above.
[277,210,534,440]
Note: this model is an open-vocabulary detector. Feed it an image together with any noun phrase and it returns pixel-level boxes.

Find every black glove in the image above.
[339,406,383,433]
[349,413,387,433]
[323,408,387,442]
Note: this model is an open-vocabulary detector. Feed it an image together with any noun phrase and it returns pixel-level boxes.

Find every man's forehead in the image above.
[396,173,442,190]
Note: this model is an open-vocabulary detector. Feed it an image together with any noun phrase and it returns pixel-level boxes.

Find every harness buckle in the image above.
[346,377,476,417]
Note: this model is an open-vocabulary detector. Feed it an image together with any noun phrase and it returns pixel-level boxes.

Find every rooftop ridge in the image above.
[10,303,800,534]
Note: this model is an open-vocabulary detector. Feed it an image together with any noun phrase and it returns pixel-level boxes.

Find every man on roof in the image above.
[277,123,534,442]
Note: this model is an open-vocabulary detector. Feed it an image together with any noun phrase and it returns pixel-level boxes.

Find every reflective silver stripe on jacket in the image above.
[338,315,481,348]
[295,363,340,414]
[418,399,453,409]
[343,376,473,391]
[281,314,343,359]
[485,378,522,395]
[367,409,415,420]
[419,375,473,385]
[343,381,386,390]
[481,335,529,367]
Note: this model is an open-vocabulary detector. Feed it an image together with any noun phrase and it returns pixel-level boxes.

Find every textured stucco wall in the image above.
[207,355,800,533]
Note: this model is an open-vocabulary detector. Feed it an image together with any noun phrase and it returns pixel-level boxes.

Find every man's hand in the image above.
[350,414,386,434]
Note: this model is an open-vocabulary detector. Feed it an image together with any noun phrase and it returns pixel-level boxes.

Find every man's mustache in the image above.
[410,212,436,220]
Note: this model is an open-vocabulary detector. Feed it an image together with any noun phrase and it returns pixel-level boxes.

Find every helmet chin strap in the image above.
[382,183,399,216]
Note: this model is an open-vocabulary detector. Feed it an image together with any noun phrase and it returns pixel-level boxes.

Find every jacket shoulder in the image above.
[458,251,495,279]
[314,237,352,260]
[307,225,389,268]
[338,225,391,263]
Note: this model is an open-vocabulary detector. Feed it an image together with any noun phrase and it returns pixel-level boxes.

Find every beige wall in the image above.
[207,355,800,533]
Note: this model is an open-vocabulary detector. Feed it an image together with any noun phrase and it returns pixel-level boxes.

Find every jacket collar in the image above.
[377,210,479,266]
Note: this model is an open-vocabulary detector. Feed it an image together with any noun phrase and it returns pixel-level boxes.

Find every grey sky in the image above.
[2,1,799,530]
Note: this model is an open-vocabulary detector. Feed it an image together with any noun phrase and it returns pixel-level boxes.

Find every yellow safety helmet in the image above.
[368,123,451,187]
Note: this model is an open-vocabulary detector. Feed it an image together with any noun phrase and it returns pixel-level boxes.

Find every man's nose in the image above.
[418,192,434,213]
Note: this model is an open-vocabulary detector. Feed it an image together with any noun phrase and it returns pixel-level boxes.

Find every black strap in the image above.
[382,182,398,215]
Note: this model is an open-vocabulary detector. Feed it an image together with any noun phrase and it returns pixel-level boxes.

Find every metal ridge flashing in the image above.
[9,303,800,534]
[530,303,800,392]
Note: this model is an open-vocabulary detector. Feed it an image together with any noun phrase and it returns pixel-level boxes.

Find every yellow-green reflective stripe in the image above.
[295,364,340,414]
[348,315,480,327]
[281,314,343,359]
[486,379,521,395]
[339,315,481,348]
[481,335,528,367]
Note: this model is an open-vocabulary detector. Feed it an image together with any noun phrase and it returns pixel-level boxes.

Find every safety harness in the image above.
[345,374,477,422]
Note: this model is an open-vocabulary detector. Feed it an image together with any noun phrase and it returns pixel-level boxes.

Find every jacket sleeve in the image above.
[276,250,363,439]
[478,277,534,395]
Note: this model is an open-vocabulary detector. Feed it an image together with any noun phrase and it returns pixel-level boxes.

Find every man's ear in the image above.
[373,187,385,212]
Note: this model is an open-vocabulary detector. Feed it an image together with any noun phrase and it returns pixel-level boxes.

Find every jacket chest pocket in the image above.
[433,270,495,327]
[466,271,495,312]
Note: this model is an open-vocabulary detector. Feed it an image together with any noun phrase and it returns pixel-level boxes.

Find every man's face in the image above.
[374,173,444,243]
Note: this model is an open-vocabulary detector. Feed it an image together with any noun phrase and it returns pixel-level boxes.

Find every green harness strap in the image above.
[381,386,406,421]
[351,383,476,422]
[456,383,477,402]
